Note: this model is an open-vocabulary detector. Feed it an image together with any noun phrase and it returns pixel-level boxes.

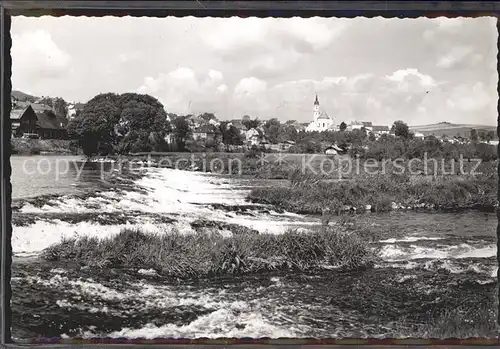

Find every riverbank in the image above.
[11,138,78,155]
[10,161,498,339]
[248,169,498,215]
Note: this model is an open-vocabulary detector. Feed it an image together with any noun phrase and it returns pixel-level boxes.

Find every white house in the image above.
[305,95,336,132]
[348,121,373,132]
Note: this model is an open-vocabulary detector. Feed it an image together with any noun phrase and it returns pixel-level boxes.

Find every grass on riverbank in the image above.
[11,138,78,155]
[248,166,497,215]
[42,226,377,278]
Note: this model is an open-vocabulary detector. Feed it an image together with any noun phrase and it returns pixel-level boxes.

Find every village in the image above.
[9,90,498,158]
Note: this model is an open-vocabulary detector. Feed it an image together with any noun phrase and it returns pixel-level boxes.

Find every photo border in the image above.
[1,1,499,347]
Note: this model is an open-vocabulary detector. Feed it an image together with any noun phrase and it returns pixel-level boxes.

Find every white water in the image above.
[11,166,497,339]
[12,168,319,256]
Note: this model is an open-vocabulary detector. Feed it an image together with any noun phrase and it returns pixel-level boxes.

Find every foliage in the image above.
[242,117,260,130]
[67,93,169,157]
[42,225,377,278]
[391,120,412,139]
[339,121,347,131]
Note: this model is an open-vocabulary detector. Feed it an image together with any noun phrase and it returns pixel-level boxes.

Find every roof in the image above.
[362,122,373,127]
[316,111,332,120]
[30,103,53,113]
[372,125,390,131]
[35,110,68,130]
[10,107,28,120]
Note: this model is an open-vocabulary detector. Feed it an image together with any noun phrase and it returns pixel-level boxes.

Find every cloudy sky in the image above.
[11,15,497,126]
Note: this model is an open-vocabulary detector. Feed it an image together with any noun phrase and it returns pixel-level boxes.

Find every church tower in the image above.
[313,94,320,122]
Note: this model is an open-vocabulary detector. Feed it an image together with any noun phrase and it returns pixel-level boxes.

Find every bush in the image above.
[42,226,377,278]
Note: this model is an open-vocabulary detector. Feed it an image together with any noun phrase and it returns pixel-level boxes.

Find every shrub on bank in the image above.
[42,226,377,278]
[248,170,497,214]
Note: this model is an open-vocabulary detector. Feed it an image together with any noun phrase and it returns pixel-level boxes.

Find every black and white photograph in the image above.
[8,14,499,340]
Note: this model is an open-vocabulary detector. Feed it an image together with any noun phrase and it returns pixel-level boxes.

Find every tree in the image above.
[53,97,68,118]
[486,130,495,142]
[67,93,122,157]
[368,132,376,142]
[242,117,260,130]
[199,112,216,122]
[67,92,169,157]
[339,121,347,131]
[219,121,243,149]
[172,116,191,151]
[263,118,282,144]
[470,129,478,143]
[38,96,54,107]
[392,120,411,139]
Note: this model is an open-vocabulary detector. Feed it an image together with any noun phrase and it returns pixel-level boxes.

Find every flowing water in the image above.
[9,155,498,340]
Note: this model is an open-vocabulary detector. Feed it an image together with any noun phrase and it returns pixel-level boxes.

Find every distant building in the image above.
[11,104,68,139]
[245,128,263,146]
[414,132,425,140]
[347,121,372,132]
[305,95,336,132]
[67,102,85,119]
[372,125,390,136]
[192,124,221,142]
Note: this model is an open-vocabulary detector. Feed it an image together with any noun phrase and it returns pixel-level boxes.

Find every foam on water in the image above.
[379,236,443,243]
[24,274,297,339]
[379,243,496,262]
[13,168,316,254]
[103,308,297,339]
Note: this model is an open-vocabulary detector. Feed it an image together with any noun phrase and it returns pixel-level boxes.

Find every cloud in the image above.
[201,17,348,79]
[436,46,474,69]
[137,68,228,115]
[12,30,70,81]
[234,77,268,98]
[446,82,493,113]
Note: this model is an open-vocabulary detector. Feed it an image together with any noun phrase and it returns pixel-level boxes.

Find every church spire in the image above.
[314,94,319,105]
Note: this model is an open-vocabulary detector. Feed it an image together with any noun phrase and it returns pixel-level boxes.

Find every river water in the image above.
[9,155,498,340]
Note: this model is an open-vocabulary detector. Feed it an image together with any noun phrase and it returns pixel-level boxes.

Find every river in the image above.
[9,155,498,340]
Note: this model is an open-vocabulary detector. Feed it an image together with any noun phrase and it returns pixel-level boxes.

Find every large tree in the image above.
[339,121,347,131]
[242,117,260,130]
[53,97,69,118]
[219,121,243,148]
[263,118,282,144]
[67,93,170,157]
[391,120,412,139]
[171,116,191,151]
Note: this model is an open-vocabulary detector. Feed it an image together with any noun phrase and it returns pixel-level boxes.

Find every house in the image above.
[414,132,425,140]
[164,132,176,145]
[245,128,264,146]
[192,124,221,142]
[361,122,373,132]
[372,125,390,135]
[11,104,68,139]
[348,121,372,132]
[67,102,85,119]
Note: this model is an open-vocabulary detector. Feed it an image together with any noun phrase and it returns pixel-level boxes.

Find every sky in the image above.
[11,15,498,126]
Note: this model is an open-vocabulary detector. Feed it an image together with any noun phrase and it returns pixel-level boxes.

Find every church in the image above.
[305,95,336,132]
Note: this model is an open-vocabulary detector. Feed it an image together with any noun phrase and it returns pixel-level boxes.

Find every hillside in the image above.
[409,122,496,138]
[11,90,39,102]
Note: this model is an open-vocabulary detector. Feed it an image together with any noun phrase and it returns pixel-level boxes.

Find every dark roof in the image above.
[372,125,390,131]
[35,110,68,130]
[31,103,53,113]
